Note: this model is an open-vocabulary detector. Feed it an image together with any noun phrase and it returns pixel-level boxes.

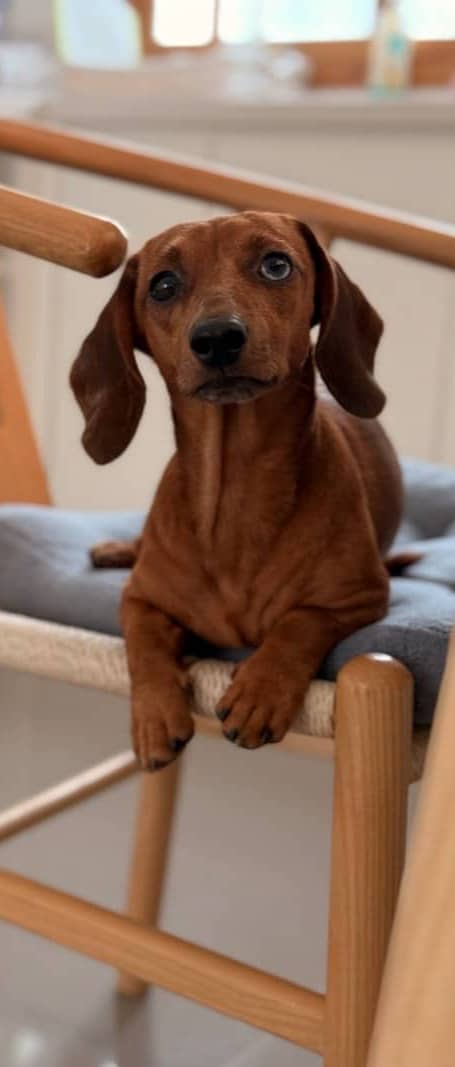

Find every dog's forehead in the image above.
[141,212,307,263]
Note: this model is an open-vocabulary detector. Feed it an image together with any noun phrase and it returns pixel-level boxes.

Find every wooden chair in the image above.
[0,119,454,1067]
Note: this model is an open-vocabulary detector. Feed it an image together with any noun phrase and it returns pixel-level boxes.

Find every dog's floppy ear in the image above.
[299,222,385,418]
[70,255,146,464]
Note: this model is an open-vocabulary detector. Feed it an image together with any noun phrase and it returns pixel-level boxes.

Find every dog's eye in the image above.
[149,270,180,303]
[259,252,293,282]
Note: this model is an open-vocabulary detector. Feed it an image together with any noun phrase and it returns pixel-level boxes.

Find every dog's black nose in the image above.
[190,316,248,368]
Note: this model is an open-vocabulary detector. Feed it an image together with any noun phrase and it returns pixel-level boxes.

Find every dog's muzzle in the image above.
[189,316,248,369]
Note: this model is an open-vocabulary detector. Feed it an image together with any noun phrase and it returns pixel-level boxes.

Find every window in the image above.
[220,1,378,44]
[153,0,216,47]
[132,1,455,85]
[401,0,455,39]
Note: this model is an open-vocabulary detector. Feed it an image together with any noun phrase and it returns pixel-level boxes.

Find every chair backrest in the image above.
[1,119,455,269]
[0,119,454,504]
[0,181,127,504]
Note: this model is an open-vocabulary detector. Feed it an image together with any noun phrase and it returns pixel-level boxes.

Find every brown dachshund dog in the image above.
[71,211,402,771]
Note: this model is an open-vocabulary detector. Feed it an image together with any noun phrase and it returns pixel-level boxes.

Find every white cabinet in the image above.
[5,98,455,509]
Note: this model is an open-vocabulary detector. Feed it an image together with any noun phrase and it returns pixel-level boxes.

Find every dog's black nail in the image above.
[217,707,230,722]
[260,727,274,744]
[237,737,249,748]
[147,758,167,772]
[170,737,185,753]
[225,727,239,742]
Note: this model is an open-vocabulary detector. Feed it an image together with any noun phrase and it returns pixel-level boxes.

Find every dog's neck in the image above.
[170,360,316,551]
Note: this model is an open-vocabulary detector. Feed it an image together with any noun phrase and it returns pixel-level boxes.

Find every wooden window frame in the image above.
[130,0,455,87]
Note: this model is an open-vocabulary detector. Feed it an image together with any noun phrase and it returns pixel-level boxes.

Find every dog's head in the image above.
[71,211,385,463]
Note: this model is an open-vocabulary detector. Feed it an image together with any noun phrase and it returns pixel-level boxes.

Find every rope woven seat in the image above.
[0,610,427,779]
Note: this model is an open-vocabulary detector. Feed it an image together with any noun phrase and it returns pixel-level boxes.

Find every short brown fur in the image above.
[71,212,402,769]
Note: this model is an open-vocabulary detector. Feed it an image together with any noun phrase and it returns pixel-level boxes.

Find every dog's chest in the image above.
[147,457,334,646]
[150,509,325,648]
[207,519,326,643]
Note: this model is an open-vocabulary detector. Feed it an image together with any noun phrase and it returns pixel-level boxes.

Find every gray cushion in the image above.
[0,458,454,727]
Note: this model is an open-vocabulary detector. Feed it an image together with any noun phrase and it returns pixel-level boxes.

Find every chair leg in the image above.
[367,633,455,1067]
[324,654,413,1067]
[118,759,182,997]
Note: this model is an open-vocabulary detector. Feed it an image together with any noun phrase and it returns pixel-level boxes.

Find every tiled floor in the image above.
[0,667,417,1066]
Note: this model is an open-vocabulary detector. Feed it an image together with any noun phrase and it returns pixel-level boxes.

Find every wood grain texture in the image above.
[0,183,127,276]
[0,301,50,504]
[367,633,455,1067]
[0,120,454,269]
[118,761,181,996]
[325,654,413,1067]
[0,867,325,1051]
[0,752,138,842]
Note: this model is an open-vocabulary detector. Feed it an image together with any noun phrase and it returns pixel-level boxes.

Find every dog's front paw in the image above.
[132,682,194,771]
[216,663,304,749]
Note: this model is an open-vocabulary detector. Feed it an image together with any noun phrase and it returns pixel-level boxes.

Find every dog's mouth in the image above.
[193,376,278,404]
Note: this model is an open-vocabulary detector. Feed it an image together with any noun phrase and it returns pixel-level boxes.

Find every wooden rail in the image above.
[0,752,138,842]
[325,655,413,1067]
[0,867,325,1051]
[0,183,127,275]
[0,119,454,270]
[118,761,181,996]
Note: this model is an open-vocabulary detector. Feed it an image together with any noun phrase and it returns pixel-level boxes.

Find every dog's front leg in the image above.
[216,608,342,749]
[122,593,194,771]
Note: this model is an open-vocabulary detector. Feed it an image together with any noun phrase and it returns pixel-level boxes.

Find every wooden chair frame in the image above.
[367,631,455,1067]
[0,119,454,1065]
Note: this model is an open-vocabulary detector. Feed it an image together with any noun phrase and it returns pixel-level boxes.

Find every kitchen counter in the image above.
[44,73,455,133]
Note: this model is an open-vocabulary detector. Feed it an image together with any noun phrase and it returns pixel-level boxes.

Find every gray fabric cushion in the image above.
[0,458,453,726]
[0,509,143,636]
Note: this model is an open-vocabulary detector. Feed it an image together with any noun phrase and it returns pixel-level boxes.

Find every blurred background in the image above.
[0,6,454,1067]
[0,0,454,511]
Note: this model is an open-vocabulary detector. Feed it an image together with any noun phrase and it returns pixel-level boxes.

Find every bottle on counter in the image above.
[368,0,413,91]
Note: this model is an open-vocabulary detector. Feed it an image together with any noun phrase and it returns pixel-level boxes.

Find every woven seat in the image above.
[0,610,428,778]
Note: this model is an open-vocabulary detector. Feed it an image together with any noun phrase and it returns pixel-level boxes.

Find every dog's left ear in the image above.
[70,255,147,464]
[299,222,385,418]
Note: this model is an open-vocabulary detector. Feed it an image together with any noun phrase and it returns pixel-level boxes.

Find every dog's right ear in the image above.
[70,255,147,464]
[298,222,385,418]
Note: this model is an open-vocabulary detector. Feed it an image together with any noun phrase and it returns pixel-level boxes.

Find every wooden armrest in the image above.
[0,119,454,270]
[0,184,127,276]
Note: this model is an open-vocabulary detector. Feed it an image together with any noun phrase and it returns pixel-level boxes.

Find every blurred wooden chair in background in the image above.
[0,180,127,506]
[0,120,454,1066]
